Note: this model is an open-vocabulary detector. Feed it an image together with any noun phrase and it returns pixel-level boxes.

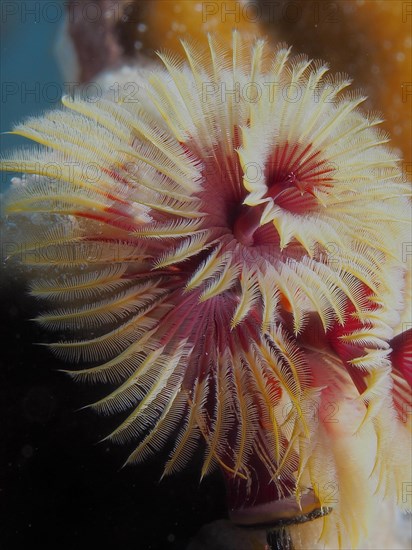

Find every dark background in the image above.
[0,273,227,550]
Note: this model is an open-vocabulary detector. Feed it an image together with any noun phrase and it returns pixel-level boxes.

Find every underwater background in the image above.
[1,1,411,549]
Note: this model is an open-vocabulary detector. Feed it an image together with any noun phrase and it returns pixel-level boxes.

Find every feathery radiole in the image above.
[2,33,411,549]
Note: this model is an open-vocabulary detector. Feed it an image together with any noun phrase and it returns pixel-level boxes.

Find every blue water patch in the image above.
[1,0,65,189]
